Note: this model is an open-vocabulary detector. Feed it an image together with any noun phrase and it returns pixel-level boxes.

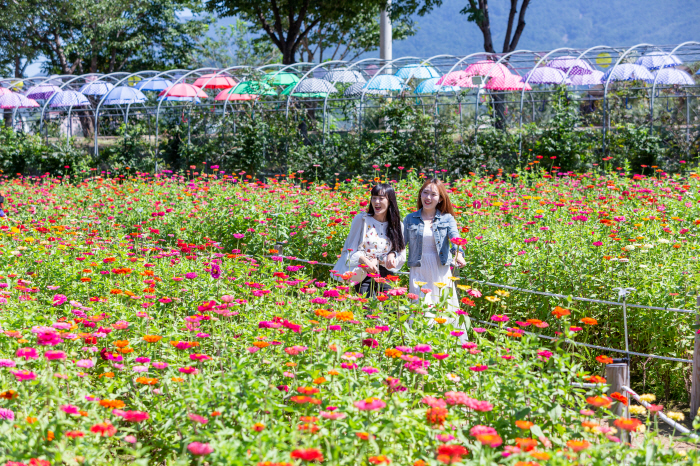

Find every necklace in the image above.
[421,212,436,222]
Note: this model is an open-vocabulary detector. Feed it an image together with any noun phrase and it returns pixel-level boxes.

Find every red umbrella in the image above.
[194,74,237,89]
[214,90,258,101]
[159,83,208,98]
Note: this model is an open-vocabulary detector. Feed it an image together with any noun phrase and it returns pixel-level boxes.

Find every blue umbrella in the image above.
[79,81,114,96]
[158,95,201,103]
[635,51,682,70]
[414,78,461,94]
[365,75,404,91]
[395,64,440,79]
[653,69,695,85]
[135,78,174,92]
[48,90,91,107]
[601,64,654,83]
[103,86,148,105]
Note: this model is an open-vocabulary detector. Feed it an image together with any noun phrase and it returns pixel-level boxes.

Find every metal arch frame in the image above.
[649,41,700,134]
[4,75,77,131]
[92,70,164,157]
[321,57,384,136]
[285,60,349,119]
[602,43,655,156]
[560,45,614,83]
[517,47,580,154]
[197,65,252,117]
[153,67,220,170]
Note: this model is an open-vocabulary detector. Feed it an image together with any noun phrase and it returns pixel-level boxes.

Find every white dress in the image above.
[409,221,467,341]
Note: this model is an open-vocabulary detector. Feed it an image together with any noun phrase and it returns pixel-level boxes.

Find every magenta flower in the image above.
[152,362,169,369]
[490,314,509,323]
[10,370,37,381]
[537,350,553,361]
[469,365,488,372]
[76,359,95,368]
[60,404,80,415]
[179,366,199,375]
[184,272,198,279]
[413,344,432,353]
[354,398,386,411]
[188,413,208,424]
[361,367,379,375]
[187,442,213,456]
[44,350,67,360]
[470,425,497,436]
[0,358,16,367]
[0,408,15,421]
[473,328,487,333]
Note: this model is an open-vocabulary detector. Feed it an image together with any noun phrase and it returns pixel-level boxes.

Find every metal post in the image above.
[379,1,392,62]
[614,287,635,355]
[691,296,700,420]
[606,363,630,417]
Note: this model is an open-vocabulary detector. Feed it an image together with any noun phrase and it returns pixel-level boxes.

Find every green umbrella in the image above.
[262,72,300,86]
[228,81,277,96]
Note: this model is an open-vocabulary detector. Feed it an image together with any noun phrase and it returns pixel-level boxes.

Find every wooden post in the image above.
[691,296,700,421]
[606,363,629,417]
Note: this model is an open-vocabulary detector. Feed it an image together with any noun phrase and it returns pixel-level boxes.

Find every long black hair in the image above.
[367,183,405,252]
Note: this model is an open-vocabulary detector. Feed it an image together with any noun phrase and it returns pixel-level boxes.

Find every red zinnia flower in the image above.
[90,422,117,437]
[290,448,324,462]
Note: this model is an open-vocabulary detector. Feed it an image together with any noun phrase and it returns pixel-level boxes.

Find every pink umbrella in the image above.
[194,74,237,89]
[464,60,514,79]
[0,88,13,96]
[0,92,40,109]
[214,90,258,101]
[436,71,476,88]
[159,83,208,99]
[485,74,532,91]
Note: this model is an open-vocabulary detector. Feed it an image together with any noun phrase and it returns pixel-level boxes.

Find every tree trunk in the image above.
[491,93,507,130]
[282,45,296,65]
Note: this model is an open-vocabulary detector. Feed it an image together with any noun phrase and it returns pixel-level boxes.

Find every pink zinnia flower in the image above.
[179,366,199,375]
[469,425,497,437]
[470,365,488,372]
[188,442,213,456]
[76,359,94,368]
[45,350,67,360]
[10,370,37,381]
[60,404,80,415]
[432,353,450,360]
[16,347,39,360]
[320,411,347,420]
[354,398,386,411]
[188,413,208,424]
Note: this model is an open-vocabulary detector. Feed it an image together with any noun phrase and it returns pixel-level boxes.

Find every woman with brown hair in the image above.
[403,178,465,315]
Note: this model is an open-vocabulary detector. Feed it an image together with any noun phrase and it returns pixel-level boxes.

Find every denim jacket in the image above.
[403,209,459,267]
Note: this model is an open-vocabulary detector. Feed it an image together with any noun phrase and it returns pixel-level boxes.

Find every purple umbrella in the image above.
[26,84,62,100]
[546,56,594,75]
[522,67,570,85]
[568,70,605,86]
[653,68,695,85]
[0,92,39,109]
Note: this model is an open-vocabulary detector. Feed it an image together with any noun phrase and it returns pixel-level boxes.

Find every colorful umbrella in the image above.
[568,70,605,86]
[262,72,300,86]
[79,81,115,96]
[464,60,513,79]
[395,64,440,79]
[135,78,174,92]
[102,86,148,105]
[323,69,366,84]
[288,78,338,95]
[635,51,682,70]
[601,64,654,83]
[193,74,237,89]
[159,84,208,99]
[485,75,532,91]
[546,56,594,75]
[0,92,39,109]
[522,67,570,85]
[365,75,404,91]
[343,82,387,97]
[652,68,695,85]
[48,90,91,107]
[414,78,461,94]
[436,71,476,88]
[230,81,277,96]
[25,84,61,100]
[214,91,258,101]
[159,96,203,103]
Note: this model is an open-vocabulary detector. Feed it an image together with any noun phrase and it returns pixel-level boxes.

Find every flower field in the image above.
[0,165,699,465]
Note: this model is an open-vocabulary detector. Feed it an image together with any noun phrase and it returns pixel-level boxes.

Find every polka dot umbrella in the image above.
[601,64,654,83]
[568,70,605,86]
[522,67,570,85]
[25,84,61,100]
[652,68,695,85]
[79,81,115,96]
[0,92,39,109]
[365,75,404,91]
[287,78,338,95]
[464,60,513,79]
[635,51,682,70]
[48,90,91,107]
[485,74,532,91]
[436,71,476,88]
[546,56,594,76]
[343,82,387,97]
[323,69,366,84]
[395,64,440,79]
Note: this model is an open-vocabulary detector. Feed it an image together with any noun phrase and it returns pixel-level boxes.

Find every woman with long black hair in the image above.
[332,183,406,296]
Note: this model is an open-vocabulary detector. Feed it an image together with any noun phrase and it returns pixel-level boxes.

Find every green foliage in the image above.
[193,19,281,68]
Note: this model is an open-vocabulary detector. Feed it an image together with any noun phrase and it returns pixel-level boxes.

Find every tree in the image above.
[460,0,531,54]
[192,19,282,68]
[206,0,417,64]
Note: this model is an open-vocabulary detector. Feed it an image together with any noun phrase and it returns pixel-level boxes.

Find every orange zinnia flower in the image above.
[135,377,158,385]
[142,335,162,343]
[610,392,628,406]
[110,289,123,294]
[580,317,598,325]
[595,355,613,364]
[253,341,270,348]
[614,417,643,432]
[515,420,533,430]
[114,340,129,348]
[586,375,606,384]
[566,439,591,452]
[529,451,550,460]
[99,399,125,409]
[384,348,403,358]
[586,395,612,408]
[551,306,571,318]
[515,438,538,451]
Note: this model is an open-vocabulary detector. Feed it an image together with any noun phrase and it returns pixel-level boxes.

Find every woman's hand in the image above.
[358,255,379,275]
[385,253,397,270]
[454,252,466,268]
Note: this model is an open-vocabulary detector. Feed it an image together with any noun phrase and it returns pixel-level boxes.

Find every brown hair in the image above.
[417,178,455,216]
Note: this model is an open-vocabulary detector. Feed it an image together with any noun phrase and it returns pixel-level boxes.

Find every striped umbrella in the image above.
[635,51,682,70]
[159,83,208,99]
[522,67,570,85]
[395,64,440,79]
[653,69,695,85]
[0,92,39,109]
[323,69,366,84]
[215,91,258,101]
[436,71,476,88]
[546,56,594,75]
[568,70,605,86]
[135,78,174,92]
[289,78,338,95]
[464,60,513,79]
[193,74,237,89]
[365,75,404,91]
[48,90,91,107]
[102,86,148,105]
[343,82,387,97]
[80,81,115,96]
[25,84,61,100]
[414,78,461,94]
[262,72,300,86]
[485,75,532,91]
[601,64,654,83]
